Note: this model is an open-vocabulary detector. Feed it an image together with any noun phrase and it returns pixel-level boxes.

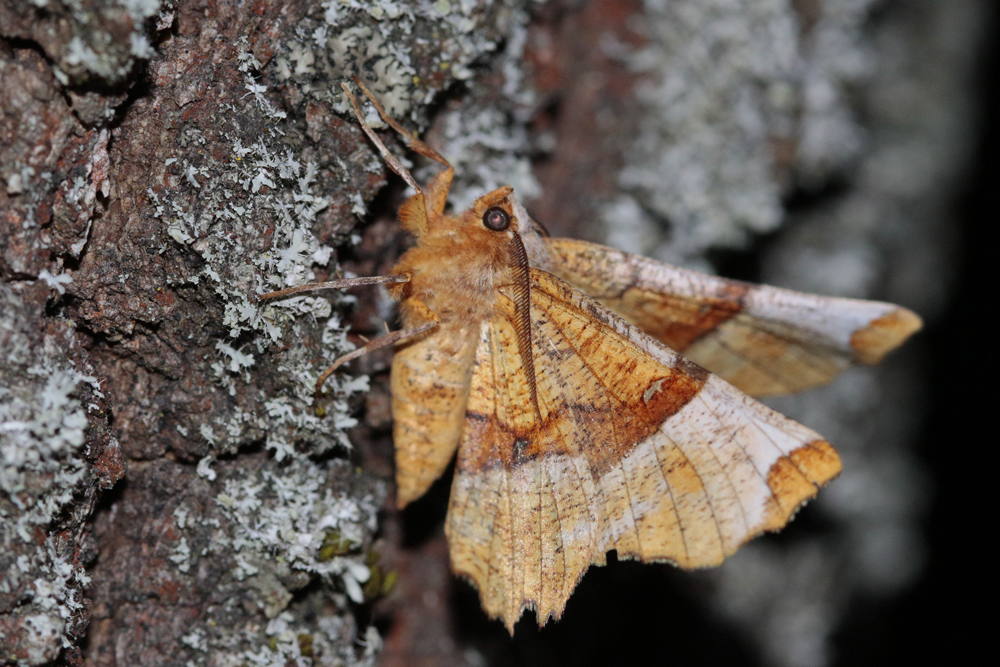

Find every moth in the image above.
[263,80,922,633]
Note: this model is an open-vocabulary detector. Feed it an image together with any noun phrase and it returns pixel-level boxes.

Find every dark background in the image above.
[878,20,997,667]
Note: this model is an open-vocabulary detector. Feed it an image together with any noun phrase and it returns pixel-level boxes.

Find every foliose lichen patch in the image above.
[0,0,164,88]
[152,454,384,666]
[1,283,119,666]
[584,0,879,268]
[273,0,527,120]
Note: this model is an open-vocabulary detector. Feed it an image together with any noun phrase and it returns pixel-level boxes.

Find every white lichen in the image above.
[180,626,208,652]
[36,270,73,295]
[148,36,371,459]
[195,455,217,481]
[214,459,378,589]
[1,366,90,531]
[53,1,160,85]
[169,536,192,573]
[580,0,881,268]
[1,286,98,663]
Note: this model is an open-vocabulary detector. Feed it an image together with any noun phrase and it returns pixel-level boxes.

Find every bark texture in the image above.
[2,1,527,665]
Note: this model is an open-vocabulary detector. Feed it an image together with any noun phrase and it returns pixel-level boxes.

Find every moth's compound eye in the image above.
[482,206,511,232]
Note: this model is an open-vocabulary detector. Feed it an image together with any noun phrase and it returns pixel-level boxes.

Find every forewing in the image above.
[546,238,922,396]
[445,269,841,632]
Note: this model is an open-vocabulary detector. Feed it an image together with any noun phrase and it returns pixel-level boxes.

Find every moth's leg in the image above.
[340,82,453,227]
[340,83,427,201]
[349,78,454,217]
[351,78,451,169]
[314,296,441,400]
[258,274,429,410]
[258,274,409,302]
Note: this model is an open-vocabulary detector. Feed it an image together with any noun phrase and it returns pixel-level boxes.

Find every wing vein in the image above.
[553,337,605,564]
[689,393,756,538]
[720,318,846,376]
[649,432,691,565]
[669,421,728,561]
[541,460,567,613]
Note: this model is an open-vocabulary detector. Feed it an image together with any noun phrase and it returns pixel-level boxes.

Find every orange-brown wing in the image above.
[545,238,922,396]
[392,311,479,507]
[445,269,841,632]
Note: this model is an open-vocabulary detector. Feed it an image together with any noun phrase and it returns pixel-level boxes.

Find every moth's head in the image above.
[449,186,552,272]
[469,185,518,233]
[448,185,519,254]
